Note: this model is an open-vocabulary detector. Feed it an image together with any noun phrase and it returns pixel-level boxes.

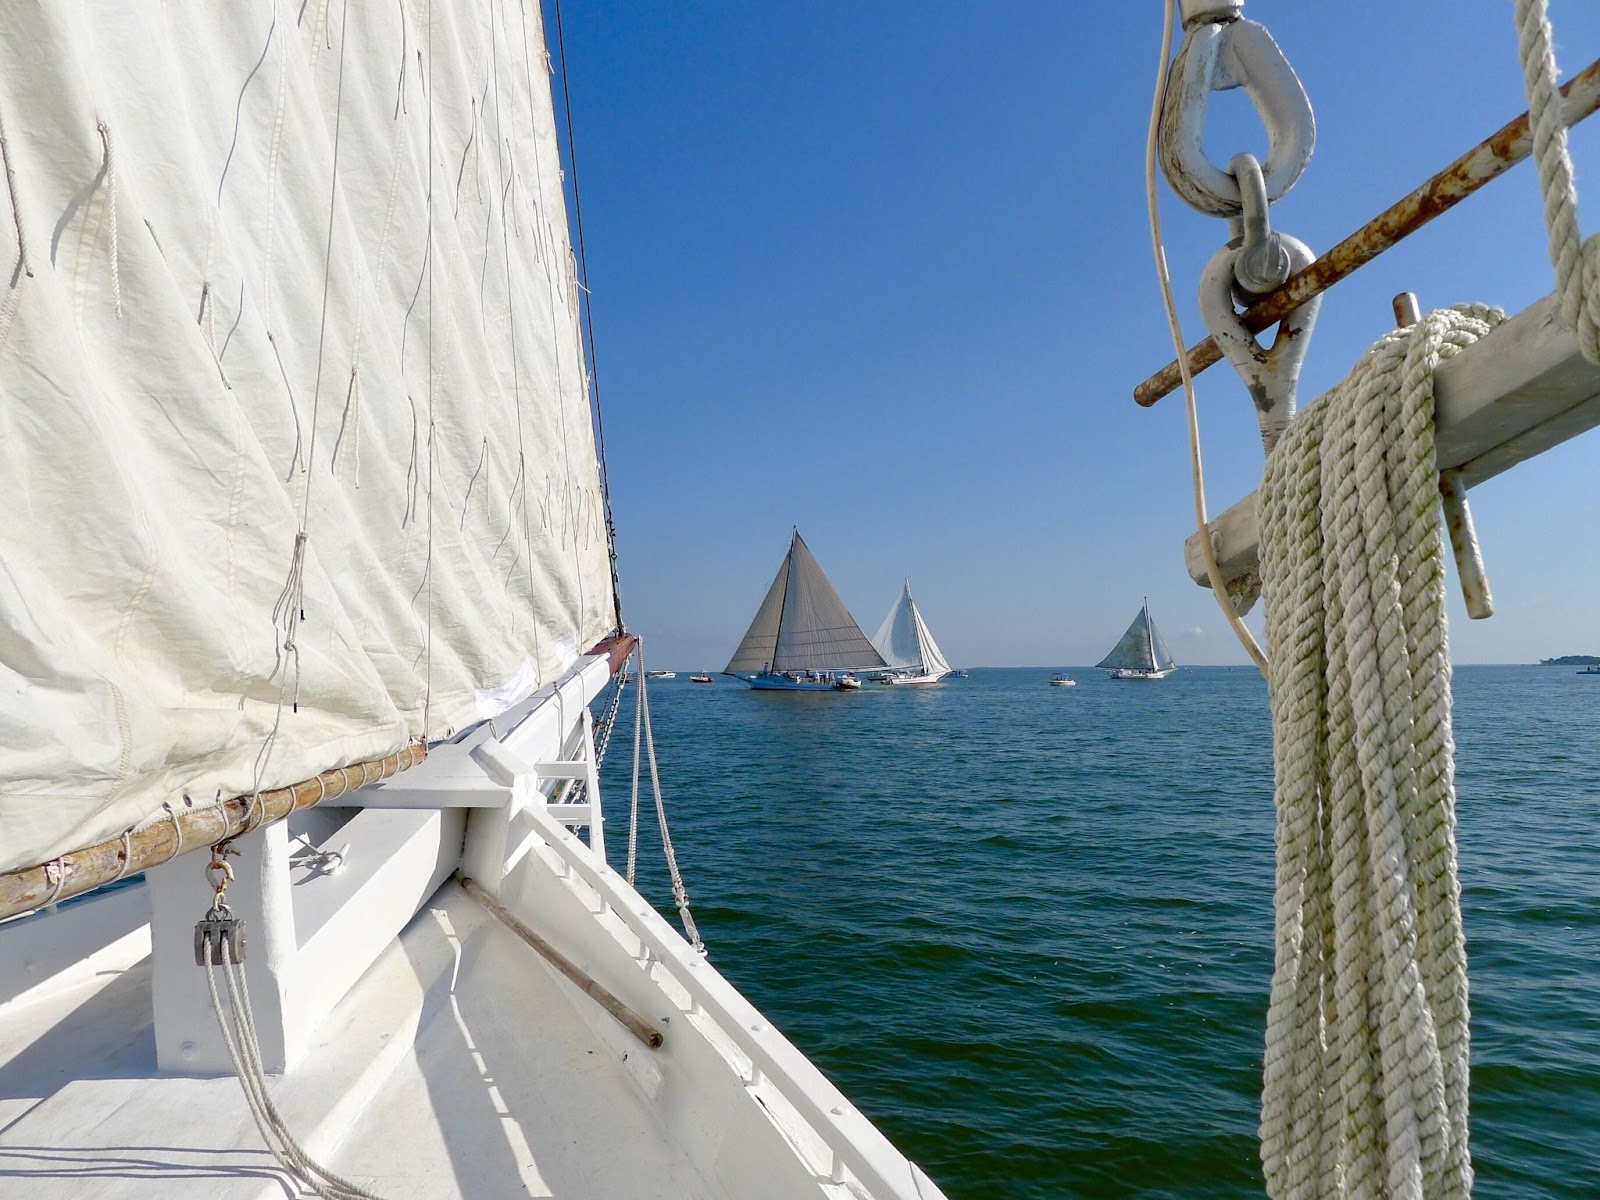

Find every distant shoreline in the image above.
[1539,655,1600,666]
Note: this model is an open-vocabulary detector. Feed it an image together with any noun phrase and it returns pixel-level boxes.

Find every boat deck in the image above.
[0,886,724,1198]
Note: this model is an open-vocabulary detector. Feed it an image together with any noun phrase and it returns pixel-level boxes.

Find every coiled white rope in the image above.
[1257,304,1501,1200]
[1515,0,1600,363]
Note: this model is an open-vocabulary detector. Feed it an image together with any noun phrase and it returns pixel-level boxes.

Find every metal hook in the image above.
[1158,17,1315,217]
[1199,232,1321,453]
[1228,153,1291,298]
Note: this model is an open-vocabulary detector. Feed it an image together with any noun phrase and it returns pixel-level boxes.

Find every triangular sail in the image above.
[726,533,885,674]
[910,601,951,677]
[1097,601,1173,671]
[872,581,950,677]
[872,582,923,668]
[724,551,791,675]
[1148,611,1177,671]
[773,535,886,671]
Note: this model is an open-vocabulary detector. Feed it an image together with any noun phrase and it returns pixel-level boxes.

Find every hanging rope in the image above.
[625,642,702,952]
[204,937,384,1200]
[1515,0,1600,363]
[1257,304,1500,1200]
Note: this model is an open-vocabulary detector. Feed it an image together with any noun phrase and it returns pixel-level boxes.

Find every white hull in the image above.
[883,672,947,686]
[1107,668,1177,680]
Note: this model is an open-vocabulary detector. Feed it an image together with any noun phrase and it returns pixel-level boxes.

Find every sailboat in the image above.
[0,8,945,1200]
[1096,598,1179,680]
[871,580,953,685]
[724,530,887,690]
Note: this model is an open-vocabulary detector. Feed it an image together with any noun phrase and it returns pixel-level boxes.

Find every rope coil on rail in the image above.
[1257,304,1501,1200]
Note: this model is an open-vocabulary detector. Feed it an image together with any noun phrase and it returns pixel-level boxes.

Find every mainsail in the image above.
[872,581,952,676]
[0,5,615,872]
[1096,600,1177,672]
[725,532,885,674]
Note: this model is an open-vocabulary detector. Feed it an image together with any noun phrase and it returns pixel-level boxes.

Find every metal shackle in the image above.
[1158,17,1315,217]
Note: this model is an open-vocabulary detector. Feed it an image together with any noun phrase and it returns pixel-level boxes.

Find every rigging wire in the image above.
[550,0,625,634]
[1145,0,1270,676]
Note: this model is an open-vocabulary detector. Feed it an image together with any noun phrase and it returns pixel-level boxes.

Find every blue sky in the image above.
[554,1,1600,668]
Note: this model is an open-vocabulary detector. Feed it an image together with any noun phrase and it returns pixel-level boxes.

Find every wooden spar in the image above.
[0,746,426,922]
[1183,288,1600,595]
[457,873,664,1049]
[591,631,639,676]
[0,630,637,923]
[1135,55,1600,407]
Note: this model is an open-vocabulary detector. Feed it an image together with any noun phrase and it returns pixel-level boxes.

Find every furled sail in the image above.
[873,581,951,676]
[1096,601,1177,672]
[725,532,885,674]
[0,4,615,872]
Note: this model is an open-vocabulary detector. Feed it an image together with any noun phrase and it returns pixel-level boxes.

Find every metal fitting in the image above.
[1178,0,1244,29]
[1158,17,1315,217]
[1228,153,1292,298]
[1198,232,1320,453]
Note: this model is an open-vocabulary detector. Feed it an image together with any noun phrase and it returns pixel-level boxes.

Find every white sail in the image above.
[1096,600,1177,672]
[910,600,952,677]
[0,4,614,872]
[725,532,884,674]
[873,580,950,676]
[872,581,923,668]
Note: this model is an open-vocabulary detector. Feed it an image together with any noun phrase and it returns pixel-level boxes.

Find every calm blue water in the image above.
[602,666,1600,1198]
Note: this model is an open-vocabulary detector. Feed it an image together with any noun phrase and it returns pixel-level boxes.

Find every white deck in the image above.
[0,654,945,1200]
[0,886,692,1198]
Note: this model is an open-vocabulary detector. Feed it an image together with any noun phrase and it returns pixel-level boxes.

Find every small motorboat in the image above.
[645,670,676,679]
[834,673,862,690]
[1050,673,1077,687]
[690,672,714,684]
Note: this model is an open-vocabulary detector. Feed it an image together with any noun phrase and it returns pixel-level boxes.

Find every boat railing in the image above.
[517,799,935,1200]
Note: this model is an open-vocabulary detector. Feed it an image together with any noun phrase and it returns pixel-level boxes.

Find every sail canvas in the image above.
[873,582,950,676]
[1096,603,1176,673]
[872,583,923,668]
[0,5,614,871]
[725,533,883,674]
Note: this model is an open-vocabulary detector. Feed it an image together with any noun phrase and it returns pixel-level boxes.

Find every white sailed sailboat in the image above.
[0,8,944,1200]
[1096,599,1179,681]
[724,530,887,691]
[871,580,954,685]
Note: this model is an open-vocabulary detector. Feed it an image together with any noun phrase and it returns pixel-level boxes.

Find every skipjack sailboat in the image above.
[871,580,954,685]
[1096,598,1178,680]
[0,6,945,1198]
[724,530,886,690]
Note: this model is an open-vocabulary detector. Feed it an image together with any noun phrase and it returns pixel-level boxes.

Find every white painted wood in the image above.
[531,760,589,778]
[1184,291,1600,592]
[149,822,298,1074]
[0,882,150,1008]
[511,802,943,1200]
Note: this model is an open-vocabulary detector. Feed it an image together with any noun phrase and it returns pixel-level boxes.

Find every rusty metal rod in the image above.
[0,746,427,922]
[457,873,665,1050]
[1135,55,1600,407]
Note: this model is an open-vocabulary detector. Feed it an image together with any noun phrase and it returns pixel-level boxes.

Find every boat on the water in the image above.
[1097,599,1178,680]
[871,580,953,685]
[0,9,946,1200]
[1050,673,1078,687]
[1581,666,1600,675]
[689,672,714,684]
[645,670,676,679]
[724,530,886,691]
